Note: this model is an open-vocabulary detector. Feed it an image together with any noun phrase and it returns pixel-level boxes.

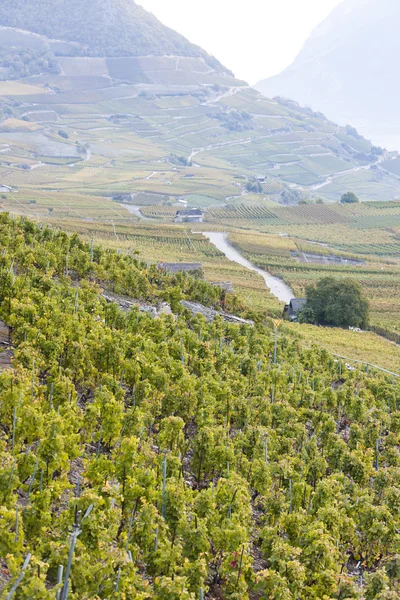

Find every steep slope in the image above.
[2,80,399,203]
[0,213,399,599]
[0,0,225,70]
[255,0,400,148]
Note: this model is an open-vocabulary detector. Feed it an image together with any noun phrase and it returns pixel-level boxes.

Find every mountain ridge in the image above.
[0,0,227,72]
[255,0,400,148]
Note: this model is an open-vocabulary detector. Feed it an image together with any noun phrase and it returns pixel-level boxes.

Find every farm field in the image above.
[207,200,400,336]
[140,205,178,219]
[0,190,139,222]
[0,81,49,95]
[288,322,400,374]
[2,198,399,372]
[207,199,400,231]
[2,187,400,365]
[0,62,399,203]
[228,228,400,335]
[44,217,284,317]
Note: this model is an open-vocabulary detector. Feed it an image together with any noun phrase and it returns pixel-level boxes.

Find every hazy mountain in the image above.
[0,0,226,71]
[255,0,400,149]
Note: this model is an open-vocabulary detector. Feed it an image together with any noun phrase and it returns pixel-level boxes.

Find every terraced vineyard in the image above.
[1,8,400,600]
[0,52,398,205]
[0,22,397,376]
[0,190,139,223]
[209,204,284,223]
[14,210,394,371]
[1,214,400,600]
[4,187,400,352]
[42,218,283,318]
[208,200,400,229]
[140,205,181,219]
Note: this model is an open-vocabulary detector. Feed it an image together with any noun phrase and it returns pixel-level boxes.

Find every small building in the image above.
[0,184,12,193]
[256,175,266,183]
[283,298,307,320]
[174,208,204,223]
[158,262,203,274]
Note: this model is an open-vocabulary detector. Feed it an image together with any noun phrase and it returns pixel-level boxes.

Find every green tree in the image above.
[341,192,359,204]
[299,277,369,329]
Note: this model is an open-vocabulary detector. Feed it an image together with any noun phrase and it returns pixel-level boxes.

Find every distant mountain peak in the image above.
[255,0,400,148]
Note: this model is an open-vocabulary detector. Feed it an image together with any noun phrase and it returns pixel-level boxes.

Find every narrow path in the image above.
[311,156,385,191]
[202,232,293,304]
[119,205,152,220]
[204,85,243,106]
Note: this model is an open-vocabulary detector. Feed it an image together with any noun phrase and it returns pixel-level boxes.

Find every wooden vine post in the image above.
[272,319,282,365]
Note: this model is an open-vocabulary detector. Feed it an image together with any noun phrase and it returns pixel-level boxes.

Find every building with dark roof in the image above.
[174,208,204,223]
[283,298,307,320]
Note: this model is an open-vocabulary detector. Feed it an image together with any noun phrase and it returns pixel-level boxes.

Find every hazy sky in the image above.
[136,0,344,83]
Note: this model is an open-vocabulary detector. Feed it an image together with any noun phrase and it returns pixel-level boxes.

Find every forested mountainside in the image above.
[0,0,225,70]
[0,212,399,599]
[255,0,400,148]
[0,47,60,81]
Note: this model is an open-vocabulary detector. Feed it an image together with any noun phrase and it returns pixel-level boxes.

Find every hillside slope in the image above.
[0,213,399,598]
[0,0,225,69]
[0,0,399,202]
[1,77,399,203]
[255,0,400,149]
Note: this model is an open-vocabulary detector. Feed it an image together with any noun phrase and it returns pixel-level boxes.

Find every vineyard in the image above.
[0,214,399,599]
[24,111,59,123]
[0,191,138,223]
[140,206,178,220]
[0,7,399,598]
[48,216,400,366]
[4,186,400,341]
[207,201,400,230]
[206,200,400,338]
[228,229,400,335]
[2,187,399,362]
[0,62,399,205]
[40,219,283,319]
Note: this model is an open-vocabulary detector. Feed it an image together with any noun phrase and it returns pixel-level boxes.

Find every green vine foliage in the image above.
[0,213,399,599]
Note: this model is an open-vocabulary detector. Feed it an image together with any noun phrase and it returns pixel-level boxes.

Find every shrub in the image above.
[341,192,359,204]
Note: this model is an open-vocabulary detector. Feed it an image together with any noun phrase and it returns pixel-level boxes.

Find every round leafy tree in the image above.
[299,277,369,329]
[341,191,359,204]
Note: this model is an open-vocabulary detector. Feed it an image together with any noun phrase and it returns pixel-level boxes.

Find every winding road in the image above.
[311,155,386,191]
[120,205,152,220]
[203,232,293,304]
